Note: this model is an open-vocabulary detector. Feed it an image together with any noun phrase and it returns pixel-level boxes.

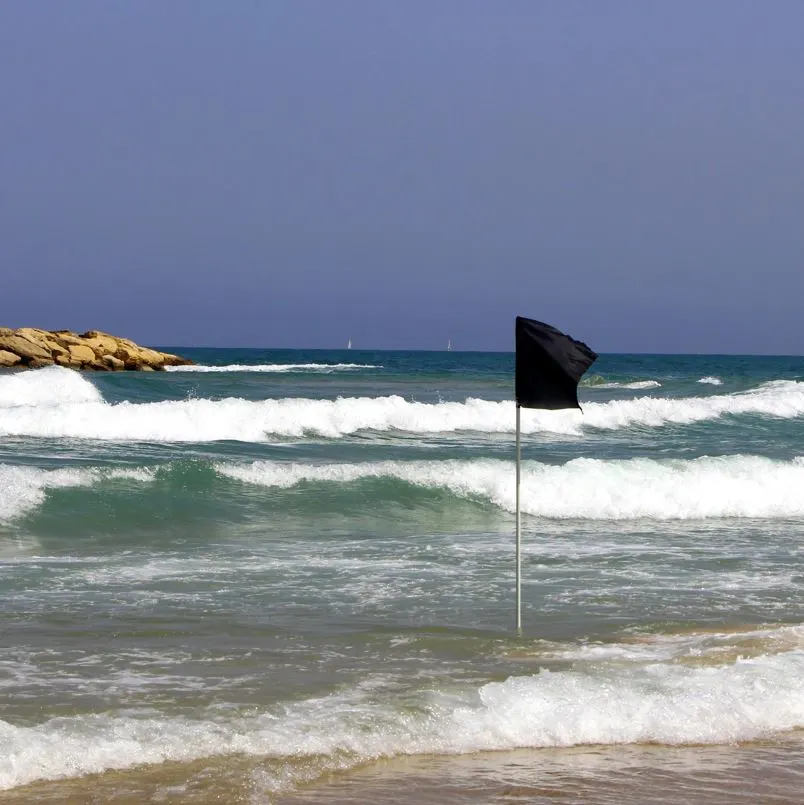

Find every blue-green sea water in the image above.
[1,350,803,803]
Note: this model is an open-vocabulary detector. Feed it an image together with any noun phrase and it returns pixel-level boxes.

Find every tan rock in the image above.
[116,344,166,369]
[16,327,55,343]
[47,340,70,358]
[81,330,117,340]
[160,352,187,367]
[110,336,139,348]
[55,333,91,347]
[88,337,122,357]
[0,349,22,367]
[80,330,123,357]
[17,329,65,357]
[54,354,82,369]
[0,327,193,371]
[0,334,53,362]
[115,349,140,369]
[50,346,70,361]
[67,344,96,364]
[114,344,141,362]
[101,354,125,370]
[137,348,166,366]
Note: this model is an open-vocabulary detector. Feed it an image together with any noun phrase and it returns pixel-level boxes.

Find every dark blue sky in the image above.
[2,2,803,353]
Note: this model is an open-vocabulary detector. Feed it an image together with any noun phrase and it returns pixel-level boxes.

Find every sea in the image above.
[0,349,802,804]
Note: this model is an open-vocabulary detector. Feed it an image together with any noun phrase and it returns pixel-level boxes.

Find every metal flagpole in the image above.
[515,403,522,633]
[514,315,597,634]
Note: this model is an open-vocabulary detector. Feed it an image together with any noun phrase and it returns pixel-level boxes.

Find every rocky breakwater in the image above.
[0,327,193,371]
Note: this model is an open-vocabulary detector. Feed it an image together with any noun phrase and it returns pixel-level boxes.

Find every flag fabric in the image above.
[515,316,598,410]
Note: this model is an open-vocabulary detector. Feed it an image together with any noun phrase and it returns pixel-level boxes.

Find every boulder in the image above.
[115,344,169,370]
[135,347,166,366]
[158,351,187,367]
[16,327,58,344]
[101,354,125,370]
[0,334,53,362]
[0,327,193,371]
[54,353,83,369]
[92,338,123,358]
[55,333,90,347]
[67,344,97,364]
[50,345,71,361]
[0,349,22,367]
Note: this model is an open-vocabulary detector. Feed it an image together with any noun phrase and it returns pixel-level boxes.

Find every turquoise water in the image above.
[0,351,803,803]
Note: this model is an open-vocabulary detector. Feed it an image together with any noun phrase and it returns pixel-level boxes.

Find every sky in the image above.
[1,1,803,353]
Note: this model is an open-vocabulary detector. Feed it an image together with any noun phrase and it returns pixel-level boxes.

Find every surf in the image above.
[164,362,382,373]
[1,647,802,792]
[2,367,804,442]
[0,463,155,521]
[215,455,804,520]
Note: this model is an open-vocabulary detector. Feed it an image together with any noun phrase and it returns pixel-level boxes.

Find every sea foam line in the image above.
[164,363,382,373]
[590,380,662,390]
[0,464,155,521]
[1,650,803,791]
[216,455,804,520]
[2,366,804,442]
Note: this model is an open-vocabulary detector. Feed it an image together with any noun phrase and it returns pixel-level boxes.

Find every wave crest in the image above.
[165,363,381,373]
[217,455,804,520]
[0,464,155,521]
[1,649,803,791]
[0,365,102,408]
[2,369,804,442]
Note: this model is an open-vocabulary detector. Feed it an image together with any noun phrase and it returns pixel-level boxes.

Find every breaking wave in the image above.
[1,649,802,791]
[0,464,155,521]
[217,454,804,520]
[0,364,102,408]
[591,380,662,390]
[5,454,803,522]
[164,363,381,373]
[581,375,661,390]
[2,367,804,442]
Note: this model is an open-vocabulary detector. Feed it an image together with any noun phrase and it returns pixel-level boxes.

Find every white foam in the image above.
[0,465,155,521]
[593,380,662,390]
[2,370,804,441]
[698,376,723,385]
[164,363,382,373]
[543,624,804,663]
[0,365,102,408]
[1,650,803,791]
[217,455,804,519]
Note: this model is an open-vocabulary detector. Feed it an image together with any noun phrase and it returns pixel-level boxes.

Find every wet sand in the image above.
[3,738,803,804]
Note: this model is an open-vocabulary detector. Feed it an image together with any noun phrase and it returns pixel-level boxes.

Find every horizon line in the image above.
[153,345,804,358]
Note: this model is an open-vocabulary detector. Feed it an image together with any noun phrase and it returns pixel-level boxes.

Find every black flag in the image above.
[515,316,597,410]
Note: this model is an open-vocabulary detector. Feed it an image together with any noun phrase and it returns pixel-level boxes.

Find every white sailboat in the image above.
[447,339,452,352]
[347,338,352,350]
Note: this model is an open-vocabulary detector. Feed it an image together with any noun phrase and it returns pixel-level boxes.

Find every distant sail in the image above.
[447,339,452,351]
[347,339,352,350]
